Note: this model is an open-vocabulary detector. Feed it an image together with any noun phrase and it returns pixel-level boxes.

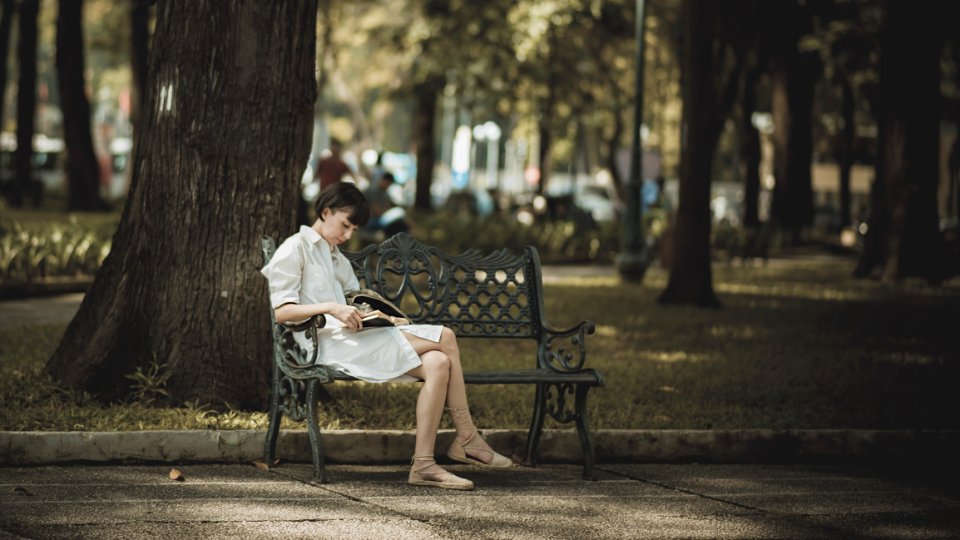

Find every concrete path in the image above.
[0,293,84,330]
[1,462,958,539]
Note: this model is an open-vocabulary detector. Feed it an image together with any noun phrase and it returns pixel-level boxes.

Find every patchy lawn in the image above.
[2,256,958,431]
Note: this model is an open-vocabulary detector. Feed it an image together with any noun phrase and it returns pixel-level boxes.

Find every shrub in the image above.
[0,214,116,284]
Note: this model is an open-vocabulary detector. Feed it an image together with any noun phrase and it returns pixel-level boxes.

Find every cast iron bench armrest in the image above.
[272,316,341,382]
[539,320,596,372]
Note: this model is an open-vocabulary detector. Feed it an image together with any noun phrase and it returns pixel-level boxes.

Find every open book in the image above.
[345,289,410,329]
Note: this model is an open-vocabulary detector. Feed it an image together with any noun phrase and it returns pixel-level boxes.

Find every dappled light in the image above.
[708,324,764,340]
[640,351,711,364]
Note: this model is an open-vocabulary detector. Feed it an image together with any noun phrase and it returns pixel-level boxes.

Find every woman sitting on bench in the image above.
[261,182,514,491]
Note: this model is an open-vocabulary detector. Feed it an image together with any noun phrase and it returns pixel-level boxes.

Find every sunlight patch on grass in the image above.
[638,350,711,363]
[715,282,873,302]
[709,324,765,340]
[594,324,618,337]
[547,276,620,288]
[875,352,945,366]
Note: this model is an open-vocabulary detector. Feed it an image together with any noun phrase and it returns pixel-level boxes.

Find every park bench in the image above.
[260,232,603,482]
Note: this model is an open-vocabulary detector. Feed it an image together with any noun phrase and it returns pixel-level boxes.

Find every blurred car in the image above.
[574,183,620,222]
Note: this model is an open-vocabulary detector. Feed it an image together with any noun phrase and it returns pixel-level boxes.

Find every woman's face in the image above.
[318,208,359,246]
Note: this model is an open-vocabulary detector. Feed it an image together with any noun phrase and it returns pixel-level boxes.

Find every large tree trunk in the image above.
[0,0,15,128]
[413,77,441,212]
[44,0,319,408]
[57,0,106,211]
[658,0,722,308]
[855,0,946,283]
[13,0,38,207]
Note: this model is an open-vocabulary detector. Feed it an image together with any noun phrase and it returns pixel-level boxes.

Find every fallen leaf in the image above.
[10,486,32,496]
[168,468,185,482]
[252,459,270,471]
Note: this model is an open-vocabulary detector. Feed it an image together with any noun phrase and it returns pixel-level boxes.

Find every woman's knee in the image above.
[440,327,458,351]
[420,351,451,381]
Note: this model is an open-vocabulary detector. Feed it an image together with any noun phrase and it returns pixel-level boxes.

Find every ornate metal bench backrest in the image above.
[343,233,544,340]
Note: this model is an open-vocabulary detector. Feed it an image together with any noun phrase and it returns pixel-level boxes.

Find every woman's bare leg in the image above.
[404,350,450,458]
[404,349,474,490]
[403,328,500,464]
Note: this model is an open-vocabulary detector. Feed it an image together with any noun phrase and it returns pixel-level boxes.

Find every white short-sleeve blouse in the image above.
[261,226,442,382]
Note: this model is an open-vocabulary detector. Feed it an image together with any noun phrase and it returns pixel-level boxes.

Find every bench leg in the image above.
[574,383,597,480]
[263,363,282,468]
[524,383,548,467]
[305,380,328,483]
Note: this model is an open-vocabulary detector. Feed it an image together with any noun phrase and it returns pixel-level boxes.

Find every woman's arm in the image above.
[274,302,365,330]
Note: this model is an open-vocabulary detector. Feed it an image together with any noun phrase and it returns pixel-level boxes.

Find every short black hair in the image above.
[315,182,370,226]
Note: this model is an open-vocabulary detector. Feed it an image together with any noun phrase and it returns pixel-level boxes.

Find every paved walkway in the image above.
[2,462,958,539]
[0,293,84,330]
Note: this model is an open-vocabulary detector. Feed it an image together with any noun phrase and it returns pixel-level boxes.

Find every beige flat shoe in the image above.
[408,454,474,491]
[445,407,515,469]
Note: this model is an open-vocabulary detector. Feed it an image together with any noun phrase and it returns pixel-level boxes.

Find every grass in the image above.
[2,254,958,432]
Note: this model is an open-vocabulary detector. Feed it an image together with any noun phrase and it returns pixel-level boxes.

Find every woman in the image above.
[261,182,513,491]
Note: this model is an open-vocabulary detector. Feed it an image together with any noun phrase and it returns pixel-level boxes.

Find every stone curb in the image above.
[2,429,958,466]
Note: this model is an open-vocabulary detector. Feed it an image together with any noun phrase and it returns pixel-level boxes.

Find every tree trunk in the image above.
[837,75,854,229]
[604,110,626,203]
[413,77,441,212]
[57,0,106,211]
[770,51,818,241]
[739,65,762,229]
[537,97,553,196]
[44,0,319,408]
[658,0,722,309]
[0,0,15,129]
[856,0,946,282]
[13,0,38,207]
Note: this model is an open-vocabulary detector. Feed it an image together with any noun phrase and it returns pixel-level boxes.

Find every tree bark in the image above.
[767,2,817,242]
[57,0,106,211]
[0,0,15,129]
[604,109,626,203]
[738,64,762,228]
[855,0,946,282]
[44,0,319,408]
[537,89,554,196]
[837,75,854,229]
[769,50,818,241]
[13,0,39,207]
[658,0,723,308]
[413,76,441,211]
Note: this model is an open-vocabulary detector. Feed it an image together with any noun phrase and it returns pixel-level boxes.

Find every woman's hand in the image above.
[329,303,364,330]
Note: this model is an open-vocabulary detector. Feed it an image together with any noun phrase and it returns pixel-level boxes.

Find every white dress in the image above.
[261,225,442,382]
